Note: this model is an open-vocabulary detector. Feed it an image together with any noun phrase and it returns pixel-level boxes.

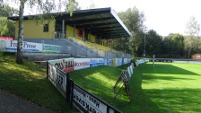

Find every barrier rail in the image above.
[47,60,122,113]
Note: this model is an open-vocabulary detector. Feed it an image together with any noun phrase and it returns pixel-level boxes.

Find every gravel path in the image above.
[0,89,57,113]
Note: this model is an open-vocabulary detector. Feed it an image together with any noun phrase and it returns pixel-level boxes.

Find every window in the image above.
[43,24,49,32]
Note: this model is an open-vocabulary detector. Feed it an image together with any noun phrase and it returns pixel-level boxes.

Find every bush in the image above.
[0,52,3,56]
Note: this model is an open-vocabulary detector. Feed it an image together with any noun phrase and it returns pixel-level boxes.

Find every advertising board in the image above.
[90,58,104,67]
[129,65,133,75]
[6,40,43,52]
[73,84,121,113]
[74,58,90,70]
[42,44,60,53]
[49,58,74,73]
[48,63,67,97]
[0,39,9,51]
[127,67,132,77]
[107,58,112,66]
[0,36,14,40]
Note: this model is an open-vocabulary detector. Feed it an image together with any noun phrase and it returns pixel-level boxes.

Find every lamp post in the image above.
[143,32,146,57]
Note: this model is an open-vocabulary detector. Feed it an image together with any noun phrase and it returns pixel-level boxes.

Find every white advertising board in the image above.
[48,64,67,95]
[129,65,133,75]
[5,40,43,52]
[131,63,134,69]
[73,85,108,113]
[127,67,132,77]
[74,58,90,70]
[0,39,10,51]
[49,58,74,73]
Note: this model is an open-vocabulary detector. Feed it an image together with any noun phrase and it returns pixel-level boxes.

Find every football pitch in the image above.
[140,62,201,113]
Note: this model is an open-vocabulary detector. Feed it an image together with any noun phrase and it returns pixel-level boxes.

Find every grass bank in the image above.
[70,64,168,113]
[0,55,78,113]
[2,55,198,113]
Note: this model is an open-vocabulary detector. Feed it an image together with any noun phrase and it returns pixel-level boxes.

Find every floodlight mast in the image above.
[143,32,146,57]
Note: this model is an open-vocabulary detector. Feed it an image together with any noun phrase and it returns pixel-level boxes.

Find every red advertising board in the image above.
[0,36,14,40]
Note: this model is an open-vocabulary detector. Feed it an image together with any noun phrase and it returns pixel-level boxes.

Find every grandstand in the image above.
[8,7,132,65]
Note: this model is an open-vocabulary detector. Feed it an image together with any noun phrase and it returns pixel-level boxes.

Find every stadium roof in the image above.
[8,7,131,38]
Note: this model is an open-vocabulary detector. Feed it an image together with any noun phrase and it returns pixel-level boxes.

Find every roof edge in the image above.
[110,8,131,37]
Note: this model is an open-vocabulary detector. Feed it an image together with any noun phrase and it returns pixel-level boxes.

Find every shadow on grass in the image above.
[0,56,78,113]
[144,88,201,113]
[142,64,199,75]
[70,64,173,113]
[129,66,170,113]
[142,75,195,82]
[135,63,201,113]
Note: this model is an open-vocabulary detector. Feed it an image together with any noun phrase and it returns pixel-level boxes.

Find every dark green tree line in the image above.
[115,7,145,56]
[0,3,17,37]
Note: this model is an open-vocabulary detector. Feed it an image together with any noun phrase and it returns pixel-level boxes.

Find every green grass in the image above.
[70,64,168,113]
[0,55,79,113]
[0,52,3,56]
[141,62,201,113]
[70,62,201,113]
[1,55,200,113]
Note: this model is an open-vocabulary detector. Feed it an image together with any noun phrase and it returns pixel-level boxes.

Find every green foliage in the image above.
[0,56,78,113]
[0,52,3,56]
[0,4,18,17]
[0,17,15,37]
[185,16,201,58]
[118,7,146,56]
[145,30,162,57]
[162,33,185,58]
[110,38,131,53]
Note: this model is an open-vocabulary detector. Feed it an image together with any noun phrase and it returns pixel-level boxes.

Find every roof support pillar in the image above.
[82,28,85,41]
[73,25,76,37]
[62,19,65,38]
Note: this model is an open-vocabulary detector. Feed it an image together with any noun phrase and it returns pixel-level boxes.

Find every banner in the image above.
[42,44,60,53]
[0,39,61,53]
[127,67,132,77]
[107,58,112,66]
[0,36,14,40]
[48,63,67,97]
[74,58,90,70]
[0,39,10,51]
[73,84,121,113]
[6,40,43,52]
[129,65,133,75]
[90,58,104,67]
[49,58,74,73]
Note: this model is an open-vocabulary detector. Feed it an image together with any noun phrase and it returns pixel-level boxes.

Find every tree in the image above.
[0,17,15,37]
[0,4,18,17]
[185,16,200,58]
[162,33,184,58]
[118,7,145,56]
[146,30,162,57]
[110,38,131,53]
[2,0,76,64]
[87,2,96,9]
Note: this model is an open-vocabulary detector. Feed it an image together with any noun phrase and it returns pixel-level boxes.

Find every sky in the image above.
[76,0,201,36]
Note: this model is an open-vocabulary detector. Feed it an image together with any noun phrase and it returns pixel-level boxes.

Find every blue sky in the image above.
[77,0,201,36]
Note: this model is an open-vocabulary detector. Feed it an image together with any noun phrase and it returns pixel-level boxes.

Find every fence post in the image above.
[70,80,74,109]
[46,61,48,79]
[66,73,71,102]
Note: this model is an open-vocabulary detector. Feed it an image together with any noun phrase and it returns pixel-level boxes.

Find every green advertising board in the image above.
[42,44,60,53]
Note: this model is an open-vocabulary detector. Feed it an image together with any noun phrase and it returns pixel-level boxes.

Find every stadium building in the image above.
[8,7,132,66]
